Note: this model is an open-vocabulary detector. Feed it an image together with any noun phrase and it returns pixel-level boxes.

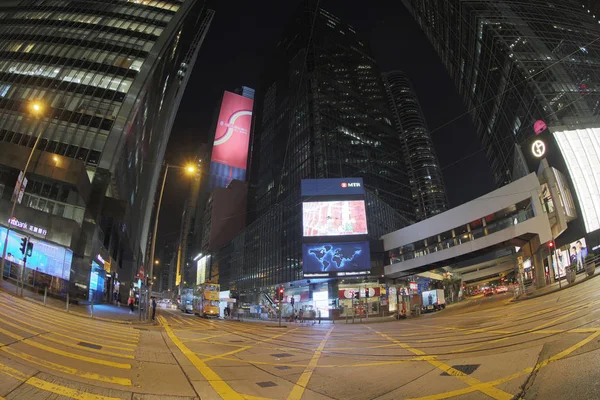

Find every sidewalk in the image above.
[0,279,154,325]
[512,267,600,302]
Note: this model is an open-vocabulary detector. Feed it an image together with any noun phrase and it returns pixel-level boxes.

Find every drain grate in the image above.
[275,366,291,370]
[77,342,102,350]
[256,381,278,388]
[271,353,293,358]
[441,364,480,376]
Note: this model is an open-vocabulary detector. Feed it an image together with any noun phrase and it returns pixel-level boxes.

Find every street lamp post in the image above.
[146,163,195,320]
[0,101,45,292]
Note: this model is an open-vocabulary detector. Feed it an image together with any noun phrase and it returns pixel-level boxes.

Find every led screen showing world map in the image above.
[302,200,368,237]
[302,241,370,276]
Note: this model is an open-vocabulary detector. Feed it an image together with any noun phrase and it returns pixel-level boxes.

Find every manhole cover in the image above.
[275,366,291,370]
[441,364,480,376]
[77,342,102,350]
[271,353,293,358]
[256,381,278,388]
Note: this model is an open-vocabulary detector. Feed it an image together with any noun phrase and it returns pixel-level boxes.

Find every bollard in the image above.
[66,293,69,312]
[44,287,47,305]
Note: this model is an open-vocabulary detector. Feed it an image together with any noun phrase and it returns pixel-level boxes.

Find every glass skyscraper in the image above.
[251,1,414,222]
[212,1,413,298]
[402,0,600,186]
[0,0,214,297]
[383,71,448,220]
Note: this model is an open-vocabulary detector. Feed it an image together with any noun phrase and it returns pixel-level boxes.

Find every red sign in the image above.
[211,91,253,170]
[409,282,418,290]
[338,288,380,299]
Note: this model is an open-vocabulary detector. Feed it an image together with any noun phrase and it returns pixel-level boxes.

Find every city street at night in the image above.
[1,277,600,399]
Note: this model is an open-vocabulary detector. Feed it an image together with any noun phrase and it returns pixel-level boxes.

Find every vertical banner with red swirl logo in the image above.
[208,91,254,190]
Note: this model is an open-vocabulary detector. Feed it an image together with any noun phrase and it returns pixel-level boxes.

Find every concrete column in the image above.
[534,251,546,289]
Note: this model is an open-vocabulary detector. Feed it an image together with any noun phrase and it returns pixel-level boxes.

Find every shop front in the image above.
[337,283,384,317]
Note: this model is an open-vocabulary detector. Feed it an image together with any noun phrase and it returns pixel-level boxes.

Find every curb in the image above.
[510,270,600,303]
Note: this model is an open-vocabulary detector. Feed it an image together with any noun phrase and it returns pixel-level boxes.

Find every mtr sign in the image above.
[341,182,361,188]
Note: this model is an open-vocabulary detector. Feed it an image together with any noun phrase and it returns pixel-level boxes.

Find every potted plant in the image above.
[584,255,596,277]
[566,264,577,284]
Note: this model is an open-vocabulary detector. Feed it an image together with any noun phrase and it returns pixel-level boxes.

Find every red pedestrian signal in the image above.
[548,241,554,249]
[278,287,284,301]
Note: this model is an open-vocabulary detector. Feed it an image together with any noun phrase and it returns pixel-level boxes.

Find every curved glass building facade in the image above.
[0,0,214,297]
[383,71,448,220]
[403,0,600,186]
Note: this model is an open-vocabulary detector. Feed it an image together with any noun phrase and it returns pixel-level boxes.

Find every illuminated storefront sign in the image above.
[531,140,546,158]
[8,217,47,236]
[301,177,365,197]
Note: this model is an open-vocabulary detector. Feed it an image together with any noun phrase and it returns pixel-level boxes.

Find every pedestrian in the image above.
[317,309,321,324]
[151,297,157,321]
[113,292,118,305]
[128,296,135,314]
[299,308,304,323]
[117,292,122,307]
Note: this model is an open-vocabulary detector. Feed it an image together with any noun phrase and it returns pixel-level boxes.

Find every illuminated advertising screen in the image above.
[422,290,438,307]
[196,255,210,286]
[302,241,370,277]
[567,237,588,269]
[208,91,254,189]
[301,178,365,197]
[553,126,600,233]
[0,226,72,280]
[302,200,368,237]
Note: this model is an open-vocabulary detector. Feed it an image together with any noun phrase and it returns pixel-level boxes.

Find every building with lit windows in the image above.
[209,2,413,314]
[0,0,214,301]
[402,0,600,187]
[383,71,448,221]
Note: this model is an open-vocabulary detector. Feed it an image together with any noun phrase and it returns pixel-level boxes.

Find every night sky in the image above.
[158,0,496,247]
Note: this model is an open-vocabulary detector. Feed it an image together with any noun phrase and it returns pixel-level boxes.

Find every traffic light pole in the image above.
[278,299,282,328]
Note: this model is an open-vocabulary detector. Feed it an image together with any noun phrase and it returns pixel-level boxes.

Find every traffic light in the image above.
[548,241,555,249]
[278,287,284,301]
[19,237,27,255]
[365,288,369,298]
[26,242,33,257]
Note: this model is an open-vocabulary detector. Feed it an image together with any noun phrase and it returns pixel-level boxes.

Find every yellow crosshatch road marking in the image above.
[0,311,136,350]
[1,347,132,386]
[0,303,139,344]
[287,327,334,400]
[23,339,132,369]
[0,359,121,400]
[369,327,514,400]
[407,329,600,400]
[159,316,244,400]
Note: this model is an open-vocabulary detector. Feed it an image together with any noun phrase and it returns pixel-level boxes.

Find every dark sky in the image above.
[158,0,495,246]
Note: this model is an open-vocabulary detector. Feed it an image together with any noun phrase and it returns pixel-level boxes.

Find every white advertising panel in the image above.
[553,127,600,233]
[302,200,368,237]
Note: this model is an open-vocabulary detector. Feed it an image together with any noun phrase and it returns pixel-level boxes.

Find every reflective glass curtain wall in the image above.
[402,0,600,186]
[383,71,448,220]
[0,0,214,283]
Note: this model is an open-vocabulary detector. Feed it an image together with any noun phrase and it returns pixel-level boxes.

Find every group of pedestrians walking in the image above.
[289,308,322,324]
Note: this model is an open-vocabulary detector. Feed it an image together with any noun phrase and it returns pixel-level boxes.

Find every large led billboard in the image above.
[553,126,600,233]
[208,91,254,189]
[0,227,72,280]
[302,241,370,277]
[301,178,365,197]
[303,200,368,237]
[196,254,210,286]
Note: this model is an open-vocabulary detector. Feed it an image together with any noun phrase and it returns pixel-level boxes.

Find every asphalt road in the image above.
[1,277,600,400]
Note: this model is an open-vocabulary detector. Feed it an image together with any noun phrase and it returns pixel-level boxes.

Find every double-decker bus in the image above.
[193,283,220,318]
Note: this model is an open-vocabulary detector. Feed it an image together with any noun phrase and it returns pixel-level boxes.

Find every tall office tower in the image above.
[251,1,414,222]
[402,0,600,186]
[383,71,448,220]
[0,1,214,298]
[211,2,412,295]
